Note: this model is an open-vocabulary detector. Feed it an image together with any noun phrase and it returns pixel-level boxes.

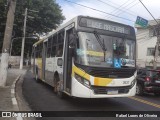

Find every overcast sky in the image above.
[56,0,160,27]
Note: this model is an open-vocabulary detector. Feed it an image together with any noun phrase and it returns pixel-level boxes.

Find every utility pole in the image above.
[20,8,27,69]
[153,33,160,69]
[0,0,17,87]
[139,0,160,69]
[19,8,38,69]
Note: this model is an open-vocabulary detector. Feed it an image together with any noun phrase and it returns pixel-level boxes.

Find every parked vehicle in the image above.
[136,68,160,96]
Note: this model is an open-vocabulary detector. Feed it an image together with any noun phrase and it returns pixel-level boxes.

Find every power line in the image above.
[107,0,132,15]
[106,0,135,19]
[117,2,140,16]
[96,0,136,17]
[63,0,135,22]
[101,0,139,17]
[139,0,158,24]
[108,0,135,18]
[109,2,140,21]
[108,0,139,20]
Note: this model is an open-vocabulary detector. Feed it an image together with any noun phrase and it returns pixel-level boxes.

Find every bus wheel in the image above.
[35,69,40,83]
[35,74,40,82]
[54,76,65,98]
[136,84,143,95]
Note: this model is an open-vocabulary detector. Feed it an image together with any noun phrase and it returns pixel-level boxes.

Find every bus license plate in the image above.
[107,90,118,95]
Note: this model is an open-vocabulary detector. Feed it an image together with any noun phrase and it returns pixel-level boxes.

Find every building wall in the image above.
[136,27,160,68]
[0,56,20,67]
[8,56,21,66]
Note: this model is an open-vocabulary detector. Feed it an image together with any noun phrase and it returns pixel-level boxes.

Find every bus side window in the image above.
[45,41,48,57]
[68,29,75,48]
[35,43,43,58]
[31,46,34,58]
[39,43,42,58]
[47,36,52,58]
[57,30,64,57]
[36,45,39,58]
[51,46,56,57]
[51,34,57,57]
[35,46,38,58]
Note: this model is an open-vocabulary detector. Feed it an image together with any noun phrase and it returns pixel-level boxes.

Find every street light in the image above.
[10,36,38,56]
[10,37,21,56]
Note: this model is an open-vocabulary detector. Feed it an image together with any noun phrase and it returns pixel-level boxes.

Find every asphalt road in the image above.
[21,70,160,120]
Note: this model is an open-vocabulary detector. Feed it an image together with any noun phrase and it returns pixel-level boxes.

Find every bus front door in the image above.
[63,27,74,94]
[42,41,47,80]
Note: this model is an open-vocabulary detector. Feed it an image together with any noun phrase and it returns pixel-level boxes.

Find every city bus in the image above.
[32,16,137,98]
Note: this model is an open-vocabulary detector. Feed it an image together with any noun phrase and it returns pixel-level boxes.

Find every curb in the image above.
[11,75,23,120]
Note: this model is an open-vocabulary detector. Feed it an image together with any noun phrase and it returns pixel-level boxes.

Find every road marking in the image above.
[11,75,23,120]
[16,114,23,120]
[129,96,160,109]
[12,98,18,105]
[11,89,15,94]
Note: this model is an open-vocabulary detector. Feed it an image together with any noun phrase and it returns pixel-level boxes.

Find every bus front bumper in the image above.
[71,78,136,98]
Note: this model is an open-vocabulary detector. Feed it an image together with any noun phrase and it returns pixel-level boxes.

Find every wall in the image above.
[136,27,160,68]
[8,56,21,66]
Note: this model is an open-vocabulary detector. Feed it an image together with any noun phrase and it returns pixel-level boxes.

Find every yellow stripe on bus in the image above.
[86,51,104,56]
[94,77,113,86]
[37,58,42,79]
[72,65,113,86]
[72,66,90,81]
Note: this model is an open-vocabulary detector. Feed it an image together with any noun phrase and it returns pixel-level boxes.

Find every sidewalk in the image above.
[0,67,27,119]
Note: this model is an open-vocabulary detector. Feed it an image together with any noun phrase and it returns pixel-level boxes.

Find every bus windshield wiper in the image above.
[94,31,107,61]
[94,31,106,51]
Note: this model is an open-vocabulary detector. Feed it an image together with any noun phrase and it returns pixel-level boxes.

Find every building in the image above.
[136,19,160,68]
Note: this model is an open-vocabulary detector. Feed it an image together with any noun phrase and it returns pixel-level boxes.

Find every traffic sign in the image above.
[135,16,148,27]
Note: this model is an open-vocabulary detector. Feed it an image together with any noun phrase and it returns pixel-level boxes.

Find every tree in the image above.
[0,0,8,53]
[0,0,65,56]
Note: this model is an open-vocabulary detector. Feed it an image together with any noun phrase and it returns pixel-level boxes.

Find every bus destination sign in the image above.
[79,17,130,34]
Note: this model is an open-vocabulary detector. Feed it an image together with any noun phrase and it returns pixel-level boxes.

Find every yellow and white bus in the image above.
[32,16,137,98]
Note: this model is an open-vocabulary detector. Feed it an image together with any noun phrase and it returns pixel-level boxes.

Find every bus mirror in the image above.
[57,58,63,66]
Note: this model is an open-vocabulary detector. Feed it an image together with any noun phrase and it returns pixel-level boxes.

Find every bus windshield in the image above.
[75,32,135,68]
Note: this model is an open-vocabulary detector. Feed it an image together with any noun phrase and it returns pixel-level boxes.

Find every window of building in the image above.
[149,29,155,37]
[149,27,160,37]
[147,48,155,56]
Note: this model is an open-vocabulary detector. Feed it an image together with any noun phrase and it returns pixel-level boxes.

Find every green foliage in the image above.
[0,0,7,53]
[21,0,65,34]
[0,0,65,56]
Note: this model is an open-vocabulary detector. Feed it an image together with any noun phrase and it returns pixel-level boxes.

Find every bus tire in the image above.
[35,74,40,83]
[35,68,40,83]
[54,76,65,99]
[136,84,143,95]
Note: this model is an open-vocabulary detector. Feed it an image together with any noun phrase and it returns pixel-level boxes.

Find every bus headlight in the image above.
[131,79,136,87]
[74,73,91,88]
